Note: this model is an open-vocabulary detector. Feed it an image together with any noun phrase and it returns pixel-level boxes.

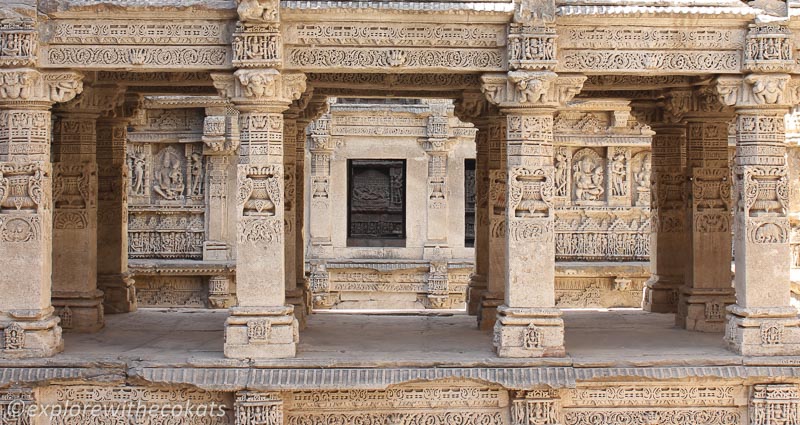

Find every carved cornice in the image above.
[211,69,307,109]
[480,71,586,110]
[0,68,83,107]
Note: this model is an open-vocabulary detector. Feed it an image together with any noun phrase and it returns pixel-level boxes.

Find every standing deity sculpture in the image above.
[190,152,203,196]
[610,151,627,197]
[554,149,568,197]
[634,155,651,207]
[129,150,146,196]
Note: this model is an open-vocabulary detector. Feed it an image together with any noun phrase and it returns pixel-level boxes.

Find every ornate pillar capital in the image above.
[212,69,307,112]
[715,73,793,111]
[480,71,586,112]
[55,84,126,119]
[0,68,83,108]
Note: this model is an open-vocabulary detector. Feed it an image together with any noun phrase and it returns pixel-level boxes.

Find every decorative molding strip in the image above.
[41,46,232,69]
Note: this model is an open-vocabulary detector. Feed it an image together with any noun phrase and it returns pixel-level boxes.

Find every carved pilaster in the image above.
[235,391,283,425]
[677,84,736,332]
[96,94,140,315]
[482,71,585,358]
[636,97,687,315]
[0,68,83,358]
[309,260,335,309]
[308,112,341,254]
[750,384,800,425]
[420,114,454,248]
[716,70,800,355]
[208,275,235,309]
[0,388,35,424]
[203,104,238,264]
[511,389,562,425]
[213,69,307,359]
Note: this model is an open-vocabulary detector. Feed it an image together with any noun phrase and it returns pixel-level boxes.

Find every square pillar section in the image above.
[0,67,84,358]
[718,70,800,355]
[212,68,307,359]
[52,85,127,333]
[677,85,736,332]
[481,70,585,358]
[643,115,687,314]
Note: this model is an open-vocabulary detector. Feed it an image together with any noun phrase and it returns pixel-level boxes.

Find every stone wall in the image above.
[5,379,800,425]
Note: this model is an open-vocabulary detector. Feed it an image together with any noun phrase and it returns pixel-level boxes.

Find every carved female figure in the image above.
[190,152,203,196]
[610,151,627,197]
[130,151,146,196]
[554,150,568,197]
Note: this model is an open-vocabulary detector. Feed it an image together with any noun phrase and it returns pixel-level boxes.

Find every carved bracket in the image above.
[481,71,585,109]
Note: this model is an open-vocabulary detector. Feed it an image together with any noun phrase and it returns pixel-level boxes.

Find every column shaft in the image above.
[493,109,563,357]
[643,123,687,313]
[467,124,490,316]
[479,115,506,330]
[96,118,136,314]
[51,112,103,332]
[678,113,735,332]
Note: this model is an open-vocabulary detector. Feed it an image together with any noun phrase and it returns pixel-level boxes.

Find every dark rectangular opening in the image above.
[347,159,406,247]
[464,158,476,248]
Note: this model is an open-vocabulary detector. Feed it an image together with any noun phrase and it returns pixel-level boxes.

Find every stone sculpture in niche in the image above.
[129,150,146,196]
[610,151,627,197]
[635,154,651,207]
[572,151,604,203]
[153,147,185,201]
[190,152,203,196]
[554,148,569,197]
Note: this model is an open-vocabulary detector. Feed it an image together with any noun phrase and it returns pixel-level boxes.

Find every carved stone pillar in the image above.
[0,67,83,358]
[481,71,586,358]
[470,122,490,316]
[282,115,300,318]
[454,92,489,317]
[480,111,506,331]
[641,99,687,314]
[421,113,453,248]
[677,86,736,332]
[308,113,337,254]
[96,94,140,315]
[51,85,124,333]
[510,389,561,425]
[212,69,307,359]
[202,105,239,308]
[716,71,800,355]
[234,391,284,425]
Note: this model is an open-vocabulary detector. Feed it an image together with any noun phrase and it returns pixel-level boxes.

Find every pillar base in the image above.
[286,288,309,330]
[676,288,735,332]
[642,275,681,313]
[726,305,800,356]
[224,306,298,359]
[493,305,565,358]
[1,310,63,359]
[466,275,487,316]
[98,273,137,314]
[478,295,502,331]
[51,290,104,333]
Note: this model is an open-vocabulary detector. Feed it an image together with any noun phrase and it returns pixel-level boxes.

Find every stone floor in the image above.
[22,308,743,368]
